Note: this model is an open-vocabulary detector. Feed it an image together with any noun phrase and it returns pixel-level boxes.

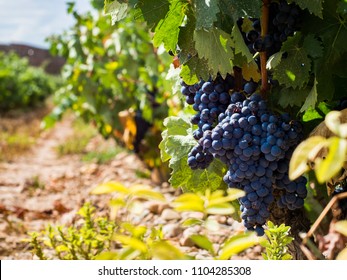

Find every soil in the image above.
[0,113,262,260]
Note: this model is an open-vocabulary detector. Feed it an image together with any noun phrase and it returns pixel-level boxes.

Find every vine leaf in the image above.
[217,0,261,19]
[303,35,323,59]
[194,28,234,77]
[278,87,309,108]
[273,33,311,89]
[135,0,170,30]
[287,0,324,18]
[195,0,219,29]
[266,52,284,70]
[104,1,128,24]
[153,0,187,52]
[300,78,318,112]
[232,25,254,63]
[160,116,227,192]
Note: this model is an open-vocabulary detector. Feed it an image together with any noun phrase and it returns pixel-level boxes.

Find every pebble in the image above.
[161,209,181,221]
[162,223,183,238]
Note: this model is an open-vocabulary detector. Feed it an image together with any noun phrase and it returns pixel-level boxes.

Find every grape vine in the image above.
[106,0,347,242]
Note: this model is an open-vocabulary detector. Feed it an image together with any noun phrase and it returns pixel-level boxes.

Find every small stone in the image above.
[181,212,204,220]
[218,215,227,224]
[146,201,170,215]
[161,209,181,221]
[227,217,234,225]
[162,223,183,238]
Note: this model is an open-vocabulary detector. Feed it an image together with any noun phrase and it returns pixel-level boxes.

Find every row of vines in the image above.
[29,0,347,260]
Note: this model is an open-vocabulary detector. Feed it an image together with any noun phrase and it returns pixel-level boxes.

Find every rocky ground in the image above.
[0,113,262,260]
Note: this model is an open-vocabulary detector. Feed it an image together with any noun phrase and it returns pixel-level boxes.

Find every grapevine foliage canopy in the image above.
[105,0,347,111]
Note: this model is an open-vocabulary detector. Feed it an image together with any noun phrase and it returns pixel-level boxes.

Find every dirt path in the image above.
[0,115,261,260]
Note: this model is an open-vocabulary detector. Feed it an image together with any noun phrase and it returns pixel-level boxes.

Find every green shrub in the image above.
[0,52,58,111]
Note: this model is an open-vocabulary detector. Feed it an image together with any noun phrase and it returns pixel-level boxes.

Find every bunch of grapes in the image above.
[237,0,302,57]
[182,79,307,235]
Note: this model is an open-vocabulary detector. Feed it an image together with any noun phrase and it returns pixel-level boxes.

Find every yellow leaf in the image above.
[315,137,347,183]
[334,221,347,237]
[325,110,347,138]
[206,203,235,215]
[114,235,147,253]
[242,61,261,82]
[130,184,165,201]
[218,232,262,260]
[172,193,205,212]
[336,248,347,260]
[289,136,327,180]
[90,181,129,195]
[95,252,119,260]
[151,241,190,260]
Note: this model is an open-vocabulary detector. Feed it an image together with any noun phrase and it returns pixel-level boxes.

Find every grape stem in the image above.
[233,66,243,91]
[260,0,270,96]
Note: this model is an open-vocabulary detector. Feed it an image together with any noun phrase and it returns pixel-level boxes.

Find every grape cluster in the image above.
[237,0,302,57]
[180,74,235,141]
[183,81,307,235]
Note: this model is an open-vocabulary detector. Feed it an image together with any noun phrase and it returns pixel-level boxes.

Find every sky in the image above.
[0,0,92,48]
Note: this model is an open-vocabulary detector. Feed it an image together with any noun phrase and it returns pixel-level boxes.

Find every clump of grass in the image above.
[56,119,97,156]
[82,146,124,164]
[0,132,36,161]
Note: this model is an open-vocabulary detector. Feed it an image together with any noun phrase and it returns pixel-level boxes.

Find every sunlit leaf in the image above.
[95,252,119,260]
[172,193,205,212]
[325,110,347,138]
[190,235,214,254]
[315,137,347,183]
[334,221,347,237]
[90,181,129,195]
[218,232,261,260]
[114,234,147,253]
[336,248,347,260]
[206,203,235,215]
[151,241,190,260]
[182,218,203,227]
[289,136,327,180]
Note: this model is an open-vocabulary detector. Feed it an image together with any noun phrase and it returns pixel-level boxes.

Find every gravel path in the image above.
[0,116,262,260]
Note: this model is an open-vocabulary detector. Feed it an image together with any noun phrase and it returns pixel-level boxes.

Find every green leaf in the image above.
[273,33,311,89]
[287,0,324,18]
[135,0,170,30]
[300,78,318,112]
[190,235,214,254]
[194,28,234,77]
[232,25,254,63]
[315,137,347,183]
[180,57,211,84]
[278,87,309,108]
[195,0,219,29]
[218,232,261,260]
[303,35,324,59]
[153,0,187,52]
[90,181,130,194]
[104,1,128,24]
[160,116,227,192]
[217,0,261,19]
